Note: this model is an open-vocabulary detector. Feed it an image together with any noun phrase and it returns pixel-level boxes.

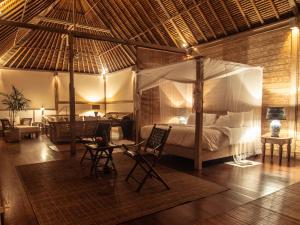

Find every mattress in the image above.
[141,124,236,151]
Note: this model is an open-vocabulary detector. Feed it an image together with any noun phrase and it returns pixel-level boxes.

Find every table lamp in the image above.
[266,107,286,137]
[92,105,100,117]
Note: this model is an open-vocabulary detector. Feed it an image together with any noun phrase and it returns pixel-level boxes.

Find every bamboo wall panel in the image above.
[141,86,161,127]
[193,28,297,154]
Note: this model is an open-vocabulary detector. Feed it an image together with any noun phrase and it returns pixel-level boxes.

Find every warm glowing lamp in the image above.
[40,106,45,116]
[266,107,286,137]
[92,104,100,117]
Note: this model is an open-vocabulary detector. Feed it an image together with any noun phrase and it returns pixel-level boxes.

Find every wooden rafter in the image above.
[219,0,239,32]
[36,16,111,33]
[249,0,264,24]
[0,0,296,74]
[0,19,186,53]
[155,0,189,46]
[191,0,217,39]
[233,0,251,28]
[207,0,227,36]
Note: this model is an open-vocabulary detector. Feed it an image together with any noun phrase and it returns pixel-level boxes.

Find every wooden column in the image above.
[289,21,299,157]
[54,71,59,114]
[68,34,76,155]
[194,57,204,170]
[103,74,107,115]
[133,65,140,144]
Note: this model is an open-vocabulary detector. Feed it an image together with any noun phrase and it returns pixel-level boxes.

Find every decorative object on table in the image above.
[261,135,292,165]
[266,107,286,137]
[123,124,172,192]
[0,86,30,142]
[20,118,32,126]
[92,104,100,117]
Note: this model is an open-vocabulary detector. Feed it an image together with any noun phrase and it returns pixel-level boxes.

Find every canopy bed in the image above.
[133,55,263,169]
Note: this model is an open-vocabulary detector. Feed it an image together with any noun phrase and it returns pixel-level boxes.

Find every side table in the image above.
[261,135,293,165]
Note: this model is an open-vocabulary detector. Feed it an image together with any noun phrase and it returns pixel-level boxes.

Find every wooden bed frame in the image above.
[163,144,235,161]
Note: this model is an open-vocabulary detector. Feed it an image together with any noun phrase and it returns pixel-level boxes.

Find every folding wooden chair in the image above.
[80,122,111,166]
[122,124,172,192]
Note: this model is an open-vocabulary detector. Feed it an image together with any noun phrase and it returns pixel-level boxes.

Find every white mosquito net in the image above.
[136,58,263,163]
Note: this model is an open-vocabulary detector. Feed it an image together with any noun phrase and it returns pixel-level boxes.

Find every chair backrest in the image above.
[20,118,32,126]
[144,124,172,158]
[94,122,112,145]
[0,119,11,130]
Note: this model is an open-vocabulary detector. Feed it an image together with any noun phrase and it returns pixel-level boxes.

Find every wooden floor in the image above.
[1,136,300,225]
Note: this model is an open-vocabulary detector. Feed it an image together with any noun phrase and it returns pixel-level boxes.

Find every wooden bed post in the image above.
[54,71,59,115]
[68,34,76,155]
[133,47,141,144]
[103,73,107,115]
[194,56,204,170]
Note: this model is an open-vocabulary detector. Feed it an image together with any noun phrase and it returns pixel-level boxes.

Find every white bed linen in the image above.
[141,124,249,151]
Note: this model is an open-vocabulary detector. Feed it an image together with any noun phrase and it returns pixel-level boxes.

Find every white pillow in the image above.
[187,113,217,126]
[243,111,253,127]
[228,112,244,128]
[215,115,229,126]
[203,113,217,126]
[187,114,195,125]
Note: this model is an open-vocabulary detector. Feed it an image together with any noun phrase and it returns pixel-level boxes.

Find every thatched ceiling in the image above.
[0,0,298,74]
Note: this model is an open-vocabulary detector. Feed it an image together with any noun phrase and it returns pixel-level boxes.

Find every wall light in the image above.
[291,26,299,31]
[182,43,188,48]
[40,106,45,116]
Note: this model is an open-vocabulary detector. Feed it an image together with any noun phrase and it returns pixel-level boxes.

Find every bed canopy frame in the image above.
[134,47,263,169]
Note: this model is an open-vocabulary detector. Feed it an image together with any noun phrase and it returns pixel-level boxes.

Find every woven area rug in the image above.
[17,154,228,225]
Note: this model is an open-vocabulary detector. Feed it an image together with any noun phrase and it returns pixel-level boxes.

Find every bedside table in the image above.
[261,135,293,165]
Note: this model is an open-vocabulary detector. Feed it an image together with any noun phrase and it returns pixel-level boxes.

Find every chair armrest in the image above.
[122,141,145,151]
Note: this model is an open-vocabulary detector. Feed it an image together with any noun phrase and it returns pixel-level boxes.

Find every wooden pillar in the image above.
[54,71,59,115]
[133,64,140,144]
[68,34,76,155]
[103,74,107,115]
[289,21,299,158]
[194,57,204,170]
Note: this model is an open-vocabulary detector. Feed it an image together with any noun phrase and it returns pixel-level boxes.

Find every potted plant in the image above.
[0,86,30,142]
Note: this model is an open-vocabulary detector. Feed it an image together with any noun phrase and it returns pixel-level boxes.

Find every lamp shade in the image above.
[92,104,100,110]
[266,107,286,120]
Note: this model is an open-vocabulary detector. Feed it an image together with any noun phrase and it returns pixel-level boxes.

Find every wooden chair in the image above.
[0,119,11,137]
[80,122,111,166]
[122,124,172,192]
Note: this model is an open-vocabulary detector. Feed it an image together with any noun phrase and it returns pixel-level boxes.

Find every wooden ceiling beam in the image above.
[249,0,264,24]
[129,0,166,45]
[0,19,186,53]
[219,0,239,32]
[191,0,217,39]
[172,0,199,45]
[268,0,280,19]
[155,0,189,46]
[84,0,101,16]
[178,0,208,42]
[36,16,111,33]
[207,0,227,36]
[143,0,179,47]
[233,0,251,28]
